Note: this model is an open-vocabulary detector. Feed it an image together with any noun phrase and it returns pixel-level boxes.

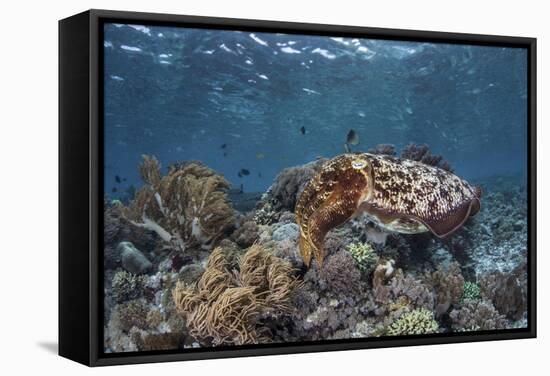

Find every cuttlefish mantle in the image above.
[295,153,482,267]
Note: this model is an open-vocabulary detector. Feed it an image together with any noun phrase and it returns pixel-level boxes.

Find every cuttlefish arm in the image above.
[295,154,372,267]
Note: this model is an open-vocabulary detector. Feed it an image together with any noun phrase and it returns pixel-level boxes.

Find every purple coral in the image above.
[400,143,454,172]
[270,159,326,210]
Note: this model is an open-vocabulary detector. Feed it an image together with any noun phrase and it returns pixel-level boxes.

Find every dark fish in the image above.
[238,172,242,178]
[111,187,118,193]
[258,172,262,178]
[122,177,127,182]
[223,152,227,157]
[300,126,306,135]
[346,129,359,145]
[221,143,227,149]
[239,168,250,176]
[115,175,121,184]
[344,143,351,153]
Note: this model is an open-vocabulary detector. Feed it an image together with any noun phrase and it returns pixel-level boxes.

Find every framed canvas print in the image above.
[59,9,536,366]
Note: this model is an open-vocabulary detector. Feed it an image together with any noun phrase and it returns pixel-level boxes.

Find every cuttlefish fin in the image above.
[416,197,481,238]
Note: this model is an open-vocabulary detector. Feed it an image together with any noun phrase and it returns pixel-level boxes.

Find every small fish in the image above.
[346,129,359,145]
[223,152,228,157]
[220,143,227,149]
[258,172,262,178]
[300,126,306,135]
[344,143,351,153]
[256,152,265,160]
[111,187,118,193]
[122,177,127,182]
[115,175,121,184]
[239,168,250,176]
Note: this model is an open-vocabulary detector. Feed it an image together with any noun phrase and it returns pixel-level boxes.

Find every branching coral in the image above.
[386,308,439,336]
[111,270,147,303]
[400,143,453,172]
[123,155,236,252]
[372,264,434,312]
[347,243,379,275]
[172,245,299,345]
[319,250,363,296]
[460,281,481,303]
[449,299,507,331]
[480,264,527,321]
[367,144,396,156]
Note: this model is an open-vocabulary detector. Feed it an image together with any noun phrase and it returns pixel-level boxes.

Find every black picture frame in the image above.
[59,8,537,367]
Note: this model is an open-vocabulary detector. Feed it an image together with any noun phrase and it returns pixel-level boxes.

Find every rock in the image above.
[272,223,299,242]
[118,241,152,274]
[513,220,524,231]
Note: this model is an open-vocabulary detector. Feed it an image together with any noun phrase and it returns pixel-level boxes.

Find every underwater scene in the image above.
[102,23,529,352]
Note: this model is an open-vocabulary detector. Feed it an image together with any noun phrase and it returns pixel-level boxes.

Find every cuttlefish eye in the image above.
[351,159,367,169]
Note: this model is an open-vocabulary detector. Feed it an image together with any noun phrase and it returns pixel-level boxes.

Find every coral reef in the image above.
[103,155,528,351]
[449,299,507,331]
[424,262,464,316]
[386,308,439,336]
[480,264,527,321]
[123,155,236,252]
[172,245,299,345]
[347,243,379,275]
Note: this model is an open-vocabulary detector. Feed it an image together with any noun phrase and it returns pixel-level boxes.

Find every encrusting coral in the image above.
[172,244,299,345]
[123,155,235,252]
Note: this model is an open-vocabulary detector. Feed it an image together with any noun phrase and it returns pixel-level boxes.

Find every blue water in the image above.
[103,23,528,197]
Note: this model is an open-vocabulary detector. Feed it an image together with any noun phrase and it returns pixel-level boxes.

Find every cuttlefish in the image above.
[295,153,482,267]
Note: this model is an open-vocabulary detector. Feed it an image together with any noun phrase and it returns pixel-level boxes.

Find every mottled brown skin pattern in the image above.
[295,153,481,267]
[295,154,372,267]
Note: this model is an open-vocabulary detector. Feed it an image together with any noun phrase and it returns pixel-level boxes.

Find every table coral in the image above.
[172,245,299,345]
[123,155,236,252]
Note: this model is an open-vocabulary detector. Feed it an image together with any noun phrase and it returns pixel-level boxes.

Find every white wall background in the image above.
[0,0,546,374]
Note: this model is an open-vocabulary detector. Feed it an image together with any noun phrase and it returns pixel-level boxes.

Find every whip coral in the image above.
[123,155,235,252]
[172,244,299,345]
